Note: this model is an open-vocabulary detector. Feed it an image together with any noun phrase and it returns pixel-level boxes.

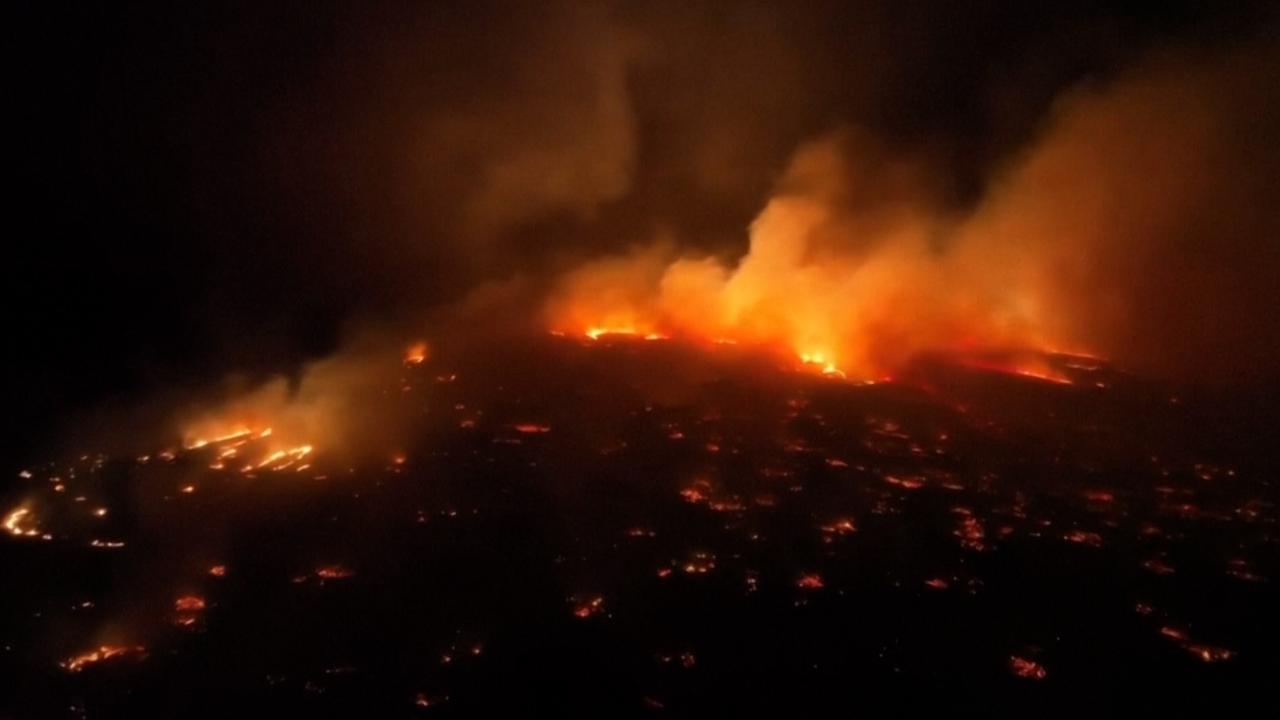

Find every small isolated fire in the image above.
[571,595,606,619]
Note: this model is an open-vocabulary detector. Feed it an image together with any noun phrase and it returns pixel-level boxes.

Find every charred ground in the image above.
[2,335,1277,716]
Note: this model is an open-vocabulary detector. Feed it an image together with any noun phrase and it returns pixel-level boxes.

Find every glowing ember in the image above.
[572,595,606,619]
[682,551,717,574]
[1184,644,1235,663]
[796,573,825,590]
[315,565,355,580]
[679,479,712,504]
[954,514,987,551]
[819,519,857,536]
[1063,529,1103,547]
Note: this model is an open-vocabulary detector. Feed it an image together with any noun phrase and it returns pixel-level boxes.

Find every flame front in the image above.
[544,135,1075,380]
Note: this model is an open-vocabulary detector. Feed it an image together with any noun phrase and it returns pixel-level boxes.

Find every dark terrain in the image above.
[2,335,1277,717]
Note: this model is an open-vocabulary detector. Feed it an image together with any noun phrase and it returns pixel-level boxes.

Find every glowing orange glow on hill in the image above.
[545,135,1077,380]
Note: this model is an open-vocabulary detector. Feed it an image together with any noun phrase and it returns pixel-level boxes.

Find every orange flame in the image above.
[545,135,1085,380]
[404,341,430,365]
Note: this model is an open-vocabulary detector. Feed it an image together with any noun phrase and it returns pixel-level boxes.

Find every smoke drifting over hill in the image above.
[10,1,1280,458]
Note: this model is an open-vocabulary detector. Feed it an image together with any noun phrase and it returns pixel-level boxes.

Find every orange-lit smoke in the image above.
[546,130,1057,380]
[176,332,416,464]
[546,34,1280,382]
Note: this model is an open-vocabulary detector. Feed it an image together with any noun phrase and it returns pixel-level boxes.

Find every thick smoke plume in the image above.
[547,28,1280,382]
[36,3,1278,457]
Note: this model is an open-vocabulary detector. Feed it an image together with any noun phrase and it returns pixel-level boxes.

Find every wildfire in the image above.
[172,594,207,628]
[1009,656,1047,679]
[1159,626,1235,663]
[572,595,606,618]
[796,573,825,590]
[61,645,146,673]
[181,420,317,475]
[184,428,254,450]
[4,506,45,539]
[404,341,430,365]
[542,144,1093,383]
[314,565,355,580]
[254,445,313,470]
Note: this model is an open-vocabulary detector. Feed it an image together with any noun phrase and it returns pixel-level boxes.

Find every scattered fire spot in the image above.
[572,596,606,619]
[819,519,857,537]
[61,645,146,673]
[954,515,987,551]
[885,475,924,490]
[683,551,716,574]
[680,479,712,504]
[796,573,825,590]
[1009,656,1047,679]
[1063,529,1103,547]
[1159,627,1236,662]
[315,565,355,580]
[1184,644,1235,663]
